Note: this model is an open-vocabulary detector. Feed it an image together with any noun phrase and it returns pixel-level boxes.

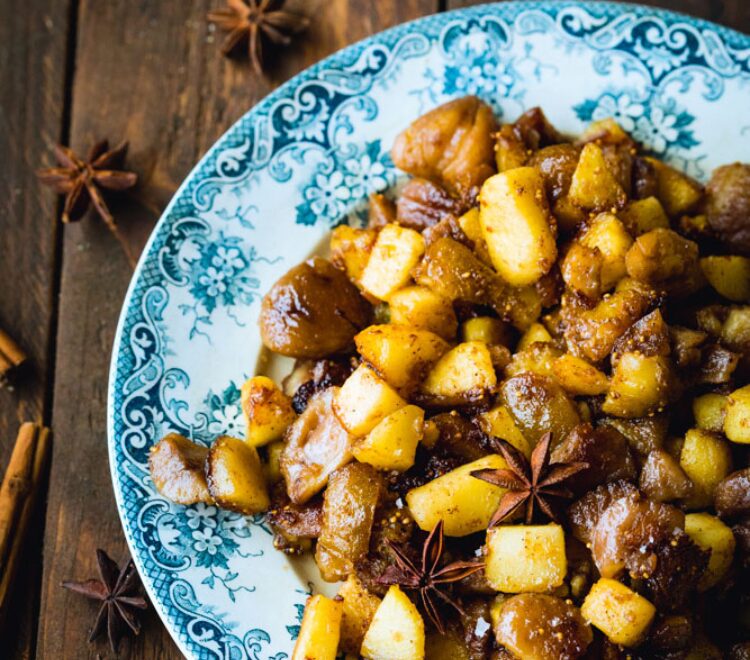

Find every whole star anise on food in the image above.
[62,549,148,653]
[37,140,138,266]
[208,0,309,75]
[377,519,484,633]
[472,432,588,526]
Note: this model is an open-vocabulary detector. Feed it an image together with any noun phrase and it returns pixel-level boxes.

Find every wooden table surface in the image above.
[0,0,747,657]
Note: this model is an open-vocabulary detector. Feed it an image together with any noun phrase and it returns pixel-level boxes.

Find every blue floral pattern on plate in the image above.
[108,2,750,657]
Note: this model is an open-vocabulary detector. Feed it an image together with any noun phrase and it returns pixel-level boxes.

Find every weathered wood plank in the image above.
[36,1,436,658]
[0,0,71,657]
[447,0,750,33]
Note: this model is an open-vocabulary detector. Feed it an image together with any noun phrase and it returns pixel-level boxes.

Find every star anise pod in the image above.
[62,549,148,653]
[37,140,138,266]
[471,432,588,526]
[377,520,484,634]
[208,0,309,76]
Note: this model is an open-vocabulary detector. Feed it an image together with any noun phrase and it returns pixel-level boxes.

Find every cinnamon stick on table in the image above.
[0,423,51,626]
[0,328,27,387]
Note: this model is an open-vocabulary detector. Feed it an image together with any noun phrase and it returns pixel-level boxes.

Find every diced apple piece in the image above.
[388,285,457,340]
[724,384,750,444]
[580,213,633,290]
[361,585,425,660]
[353,405,424,472]
[553,353,609,396]
[334,364,406,436]
[602,352,671,418]
[685,512,736,591]
[680,429,733,508]
[569,143,627,211]
[330,225,377,284]
[241,376,296,447]
[475,405,531,457]
[619,197,670,236]
[645,156,703,217]
[291,595,342,660]
[355,324,449,392]
[206,436,270,514]
[149,433,211,505]
[485,524,567,593]
[700,255,750,302]
[517,322,552,351]
[360,224,425,300]
[581,578,656,647]
[406,454,508,537]
[338,575,381,655]
[420,341,497,405]
[461,316,510,346]
[692,393,727,433]
[479,167,557,286]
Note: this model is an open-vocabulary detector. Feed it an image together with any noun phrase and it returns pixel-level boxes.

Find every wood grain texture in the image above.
[0,0,70,657]
[447,0,750,32]
[35,1,435,658]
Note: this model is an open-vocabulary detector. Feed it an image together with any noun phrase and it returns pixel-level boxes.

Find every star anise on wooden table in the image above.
[377,519,484,634]
[472,432,588,526]
[62,549,148,653]
[37,140,138,266]
[207,0,309,75]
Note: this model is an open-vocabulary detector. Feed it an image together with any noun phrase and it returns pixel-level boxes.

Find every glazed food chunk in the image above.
[149,433,211,505]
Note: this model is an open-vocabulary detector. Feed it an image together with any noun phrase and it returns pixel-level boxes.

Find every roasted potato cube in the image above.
[241,376,296,447]
[501,374,581,446]
[505,342,562,380]
[485,524,567,593]
[581,578,656,647]
[645,156,703,217]
[360,224,425,301]
[602,352,672,418]
[361,585,425,660]
[149,433,211,505]
[334,364,406,436]
[517,322,552,351]
[619,196,670,236]
[420,341,497,405]
[353,405,424,472]
[355,324,449,393]
[292,595,342,660]
[281,388,353,504]
[391,95,497,196]
[315,462,382,581]
[693,393,727,433]
[725,384,750,444]
[685,512,736,591]
[206,436,270,514]
[259,257,372,359]
[330,225,377,284]
[476,405,532,457]
[680,429,733,508]
[406,454,508,536]
[568,143,627,211]
[579,213,633,290]
[479,167,557,286]
[700,255,750,302]
[461,316,510,346]
[388,285,457,339]
[338,575,381,655]
[553,353,609,396]
[625,228,703,295]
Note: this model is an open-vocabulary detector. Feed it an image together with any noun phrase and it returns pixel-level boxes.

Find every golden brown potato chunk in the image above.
[493,593,592,660]
[149,433,211,505]
[259,257,372,358]
[280,388,353,504]
[205,436,270,514]
[315,462,383,581]
[625,228,704,296]
[706,162,750,254]
[392,96,497,196]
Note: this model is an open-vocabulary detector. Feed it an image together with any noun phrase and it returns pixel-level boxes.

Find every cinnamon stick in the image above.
[0,328,27,387]
[0,423,51,624]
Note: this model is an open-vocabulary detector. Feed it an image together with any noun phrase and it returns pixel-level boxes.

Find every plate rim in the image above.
[106,2,750,657]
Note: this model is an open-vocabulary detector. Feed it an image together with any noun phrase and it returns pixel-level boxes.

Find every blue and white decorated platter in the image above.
[107,2,750,657]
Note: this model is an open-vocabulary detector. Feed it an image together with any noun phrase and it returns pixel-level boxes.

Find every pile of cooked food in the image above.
[149,95,750,659]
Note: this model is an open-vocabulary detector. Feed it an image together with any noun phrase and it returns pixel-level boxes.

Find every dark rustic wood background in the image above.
[0,0,747,657]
